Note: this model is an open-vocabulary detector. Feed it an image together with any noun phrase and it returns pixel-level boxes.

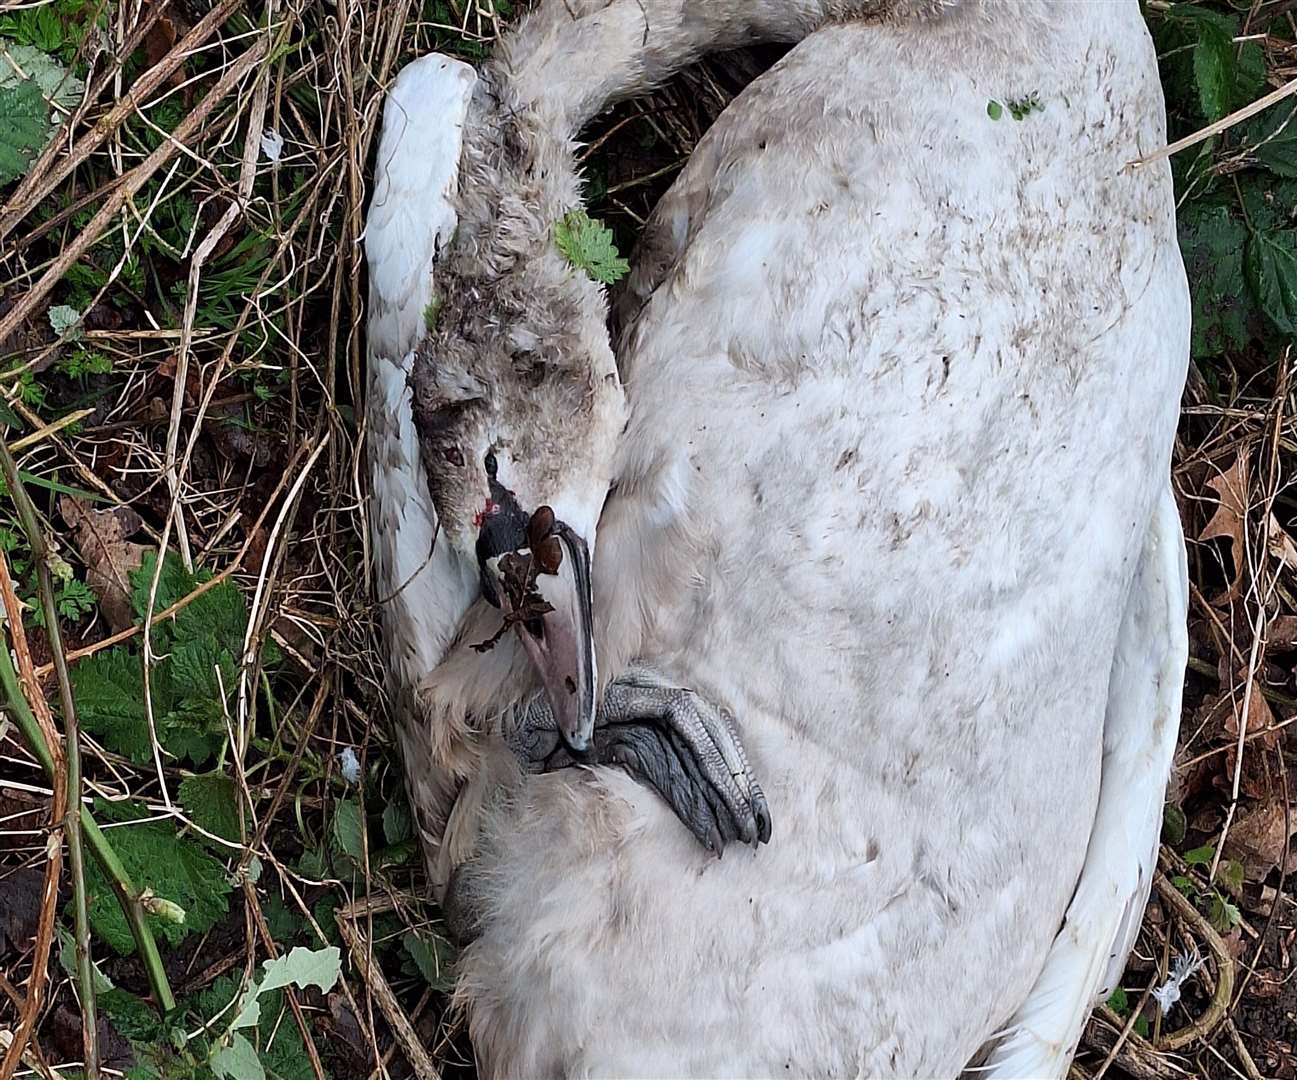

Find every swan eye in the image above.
[444,447,464,467]
[484,450,498,479]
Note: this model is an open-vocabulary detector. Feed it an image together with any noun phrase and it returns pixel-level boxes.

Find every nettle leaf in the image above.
[554,209,629,285]
[1177,203,1251,359]
[1183,843,1216,867]
[1245,228,1297,335]
[130,550,204,620]
[0,79,48,185]
[1192,19,1235,124]
[179,772,242,844]
[72,648,155,763]
[99,987,163,1042]
[1245,104,1297,178]
[171,634,239,710]
[0,43,84,113]
[83,799,230,955]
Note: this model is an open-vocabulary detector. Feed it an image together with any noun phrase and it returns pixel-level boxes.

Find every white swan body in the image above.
[364,2,1190,1075]
[454,6,1189,1078]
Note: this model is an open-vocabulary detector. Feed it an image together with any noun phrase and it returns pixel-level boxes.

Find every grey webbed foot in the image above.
[507,666,772,854]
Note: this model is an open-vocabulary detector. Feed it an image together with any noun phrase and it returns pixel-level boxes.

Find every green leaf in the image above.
[56,927,113,993]
[1106,986,1130,1016]
[171,634,239,713]
[179,772,242,844]
[263,894,298,944]
[210,1032,266,1080]
[71,648,154,763]
[1193,19,1235,123]
[1207,890,1241,933]
[554,209,629,285]
[986,99,1003,121]
[402,929,454,991]
[1183,843,1215,867]
[258,945,341,994]
[48,303,82,340]
[157,711,222,766]
[382,797,412,845]
[1171,874,1198,898]
[99,988,163,1041]
[1245,228,1297,335]
[1178,203,1251,359]
[130,550,206,622]
[1220,858,1246,898]
[83,798,231,954]
[1161,803,1187,846]
[0,43,83,112]
[0,78,48,185]
[331,800,365,861]
[1134,1015,1150,1040]
[1245,104,1297,178]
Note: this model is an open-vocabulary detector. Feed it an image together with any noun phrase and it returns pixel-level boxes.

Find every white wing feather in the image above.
[365,54,480,880]
[978,488,1188,1078]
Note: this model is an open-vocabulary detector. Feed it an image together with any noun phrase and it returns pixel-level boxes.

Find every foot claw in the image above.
[507,667,772,855]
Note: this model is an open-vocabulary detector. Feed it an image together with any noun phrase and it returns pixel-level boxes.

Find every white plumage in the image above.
[364,2,1191,1076]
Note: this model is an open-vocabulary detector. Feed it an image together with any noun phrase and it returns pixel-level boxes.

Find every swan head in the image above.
[410,251,625,752]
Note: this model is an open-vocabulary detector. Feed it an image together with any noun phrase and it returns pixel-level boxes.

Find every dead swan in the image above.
[364,0,1191,1075]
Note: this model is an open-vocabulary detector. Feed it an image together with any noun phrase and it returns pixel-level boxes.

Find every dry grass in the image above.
[0,1,1294,1078]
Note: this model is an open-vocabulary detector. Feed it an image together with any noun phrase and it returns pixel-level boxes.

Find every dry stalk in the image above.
[335,898,443,1080]
[0,438,97,1076]
[0,36,271,352]
[0,556,64,1080]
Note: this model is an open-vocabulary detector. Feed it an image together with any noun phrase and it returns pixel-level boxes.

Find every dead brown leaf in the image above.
[1267,614,1297,649]
[1225,799,1296,878]
[58,496,149,633]
[1223,678,1278,748]
[144,1,185,90]
[1267,513,1297,574]
[1200,455,1250,602]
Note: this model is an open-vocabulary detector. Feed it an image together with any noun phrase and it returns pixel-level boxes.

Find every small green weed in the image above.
[554,208,630,285]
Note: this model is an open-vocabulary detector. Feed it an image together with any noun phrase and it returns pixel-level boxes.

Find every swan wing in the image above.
[365,54,480,881]
[976,488,1188,1078]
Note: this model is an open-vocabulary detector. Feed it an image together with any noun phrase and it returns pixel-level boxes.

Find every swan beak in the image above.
[489,526,597,752]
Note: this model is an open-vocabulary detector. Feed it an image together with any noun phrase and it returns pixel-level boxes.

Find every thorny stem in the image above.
[0,439,98,1075]
[0,449,176,1017]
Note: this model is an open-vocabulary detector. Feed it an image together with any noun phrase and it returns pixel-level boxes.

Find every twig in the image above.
[6,409,96,453]
[0,0,245,247]
[335,900,442,1080]
[1126,74,1297,170]
[0,441,98,1076]
[0,37,271,351]
[1154,873,1236,1052]
[0,557,64,1080]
